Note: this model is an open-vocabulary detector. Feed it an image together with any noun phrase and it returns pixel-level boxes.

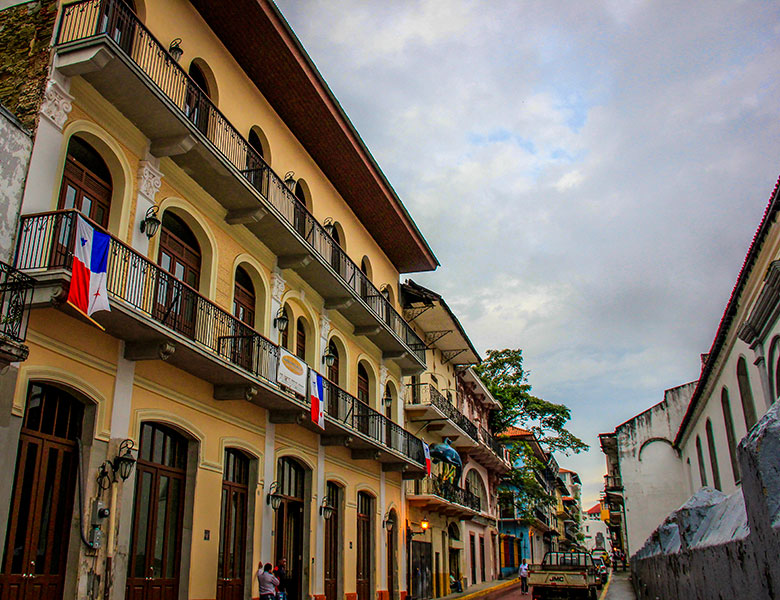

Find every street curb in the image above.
[454,578,521,600]
[598,571,613,600]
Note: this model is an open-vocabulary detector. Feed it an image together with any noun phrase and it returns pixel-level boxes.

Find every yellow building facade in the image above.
[0,2,444,600]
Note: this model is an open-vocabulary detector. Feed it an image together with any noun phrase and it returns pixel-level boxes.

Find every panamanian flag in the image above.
[423,441,431,477]
[67,216,111,317]
[310,371,325,430]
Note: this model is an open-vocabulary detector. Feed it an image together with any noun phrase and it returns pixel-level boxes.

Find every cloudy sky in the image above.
[275,0,780,505]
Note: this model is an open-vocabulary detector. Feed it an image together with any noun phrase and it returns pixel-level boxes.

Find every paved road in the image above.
[602,570,636,600]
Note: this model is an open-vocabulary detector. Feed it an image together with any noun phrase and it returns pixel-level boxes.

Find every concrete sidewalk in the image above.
[601,570,636,600]
[436,577,522,600]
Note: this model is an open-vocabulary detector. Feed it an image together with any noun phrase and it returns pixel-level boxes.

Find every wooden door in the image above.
[155,215,200,338]
[275,458,305,600]
[217,450,249,600]
[126,423,187,600]
[410,541,432,600]
[231,268,255,370]
[479,536,486,582]
[0,383,83,600]
[469,534,476,586]
[324,483,339,600]
[356,492,372,600]
[386,523,395,600]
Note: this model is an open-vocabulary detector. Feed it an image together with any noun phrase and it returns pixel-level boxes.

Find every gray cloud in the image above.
[276,0,780,505]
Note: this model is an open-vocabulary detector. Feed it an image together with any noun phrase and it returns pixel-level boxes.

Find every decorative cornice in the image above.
[39,79,74,131]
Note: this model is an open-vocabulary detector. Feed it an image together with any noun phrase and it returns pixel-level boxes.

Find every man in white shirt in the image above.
[518,559,529,594]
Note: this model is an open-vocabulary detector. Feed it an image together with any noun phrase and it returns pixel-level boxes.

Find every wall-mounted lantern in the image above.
[266,481,284,510]
[273,307,289,332]
[140,205,162,239]
[320,497,335,520]
[168,38,184,62]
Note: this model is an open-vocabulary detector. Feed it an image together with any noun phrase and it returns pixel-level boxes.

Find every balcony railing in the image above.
[0,261,34,344]
[405,383,478,441]
[14,210,426,467]
[407,477,481,513]
[479,426,506,458]
[320,377,425,464]
[15,210,280,381]
[55,0,426,366]
[604,475,623,491]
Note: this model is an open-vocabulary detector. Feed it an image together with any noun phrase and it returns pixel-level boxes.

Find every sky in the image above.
[274,0,780,506]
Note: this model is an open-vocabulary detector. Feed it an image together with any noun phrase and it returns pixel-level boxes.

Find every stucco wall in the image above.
[616,381,694,555]
[631,400,780,600]
[0,104,31,261]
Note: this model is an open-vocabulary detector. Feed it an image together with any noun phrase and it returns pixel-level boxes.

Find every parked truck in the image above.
[528,551,599,600]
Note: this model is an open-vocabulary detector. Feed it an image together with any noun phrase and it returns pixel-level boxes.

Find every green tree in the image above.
[474,348,588,455]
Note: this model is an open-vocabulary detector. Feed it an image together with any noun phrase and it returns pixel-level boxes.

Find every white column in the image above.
[21,77,73,214]
[314,441,326,595]
[269,268,286,344]
[131,159,163,254]
[110,341,136,437]
[261,413,276,561]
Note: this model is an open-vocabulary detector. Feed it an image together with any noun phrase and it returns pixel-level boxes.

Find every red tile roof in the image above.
[499,426,532,437]
[586,503,601,515]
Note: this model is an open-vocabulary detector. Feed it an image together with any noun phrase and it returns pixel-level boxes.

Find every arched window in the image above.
[233,266,255,326]
[695,435,708,487]
[186,61,212,134]
[357,363,369,404]
[248,129,265,161]
[721,388,741,483]
[704,419,721,491]
[329,224,343,275]
[737,357,758,430]
[327,339,340,384]
[156,211,201,338]
[296,317,307,361]
[246,127,270,194]
[59,136,112,227]
[359,258,372,300]
[291,180,311,238]
[279,305,290,351]
[465,470,487,512]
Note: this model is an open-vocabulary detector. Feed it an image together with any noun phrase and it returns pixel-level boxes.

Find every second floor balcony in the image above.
[53,0,426,374]
[405,477,481,519]
[14,209,426,472]
[404,383,479,447]
[604,474,623,492]
[0,260,34,366]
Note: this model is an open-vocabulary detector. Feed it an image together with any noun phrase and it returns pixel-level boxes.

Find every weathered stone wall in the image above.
[631,400,780,599]
[0,0,58,131]
[0,103,31,261]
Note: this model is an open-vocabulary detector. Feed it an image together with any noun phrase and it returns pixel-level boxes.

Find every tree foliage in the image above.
[474,348,588,455]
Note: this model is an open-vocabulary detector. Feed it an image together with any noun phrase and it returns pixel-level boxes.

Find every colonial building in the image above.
[600,175,780,556]
[400,281,510,597]
[497,427,561,570]
[0,2,448,600]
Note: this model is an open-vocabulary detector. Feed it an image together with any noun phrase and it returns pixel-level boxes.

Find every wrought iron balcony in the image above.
[0,260,33,366]
[54,0,426,373]
[406,477,481,518]
[405,383,479,446]
[14,210,427,470]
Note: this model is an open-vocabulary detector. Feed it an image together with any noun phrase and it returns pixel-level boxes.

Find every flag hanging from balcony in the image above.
[423,441,432,476]
[67,216,111,318]
[310,370,325,430]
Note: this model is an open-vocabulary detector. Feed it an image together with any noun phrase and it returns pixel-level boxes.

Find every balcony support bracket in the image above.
[324,297,354,310]
[150,134,197,157]
[321,435,354,447]
[351,449,381,461]
[278,254,313,270]
[214,384,259,402]
[226,207,268,225]
[269,410,306,425]
[55,46,115,77]
[383,350,408,360]
[125,341,176,361]
[354,325,382,337]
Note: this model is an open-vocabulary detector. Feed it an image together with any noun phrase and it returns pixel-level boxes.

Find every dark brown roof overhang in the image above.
[189,0,439,273]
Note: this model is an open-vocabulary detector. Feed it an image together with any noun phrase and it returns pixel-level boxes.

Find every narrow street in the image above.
[602,571,636,600]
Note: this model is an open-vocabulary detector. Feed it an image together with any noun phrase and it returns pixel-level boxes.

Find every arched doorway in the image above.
[232,266,256,369]
[217,449,250,600]
[356,363,371,436]
[275,457,306,600]
[126,422,189,600]
[155,211,201,338]
[186,61,212,135]
[323,481,342,600]
[356,492,374,600]
[59,136,112,227]
[0,382,85,600]
[295,317,307,361]
[386,509,398,600]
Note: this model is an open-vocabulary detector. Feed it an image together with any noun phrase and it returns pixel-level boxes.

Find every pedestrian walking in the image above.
[257,562,279,600]
[274,557,288,600]
[519,559,529,594]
